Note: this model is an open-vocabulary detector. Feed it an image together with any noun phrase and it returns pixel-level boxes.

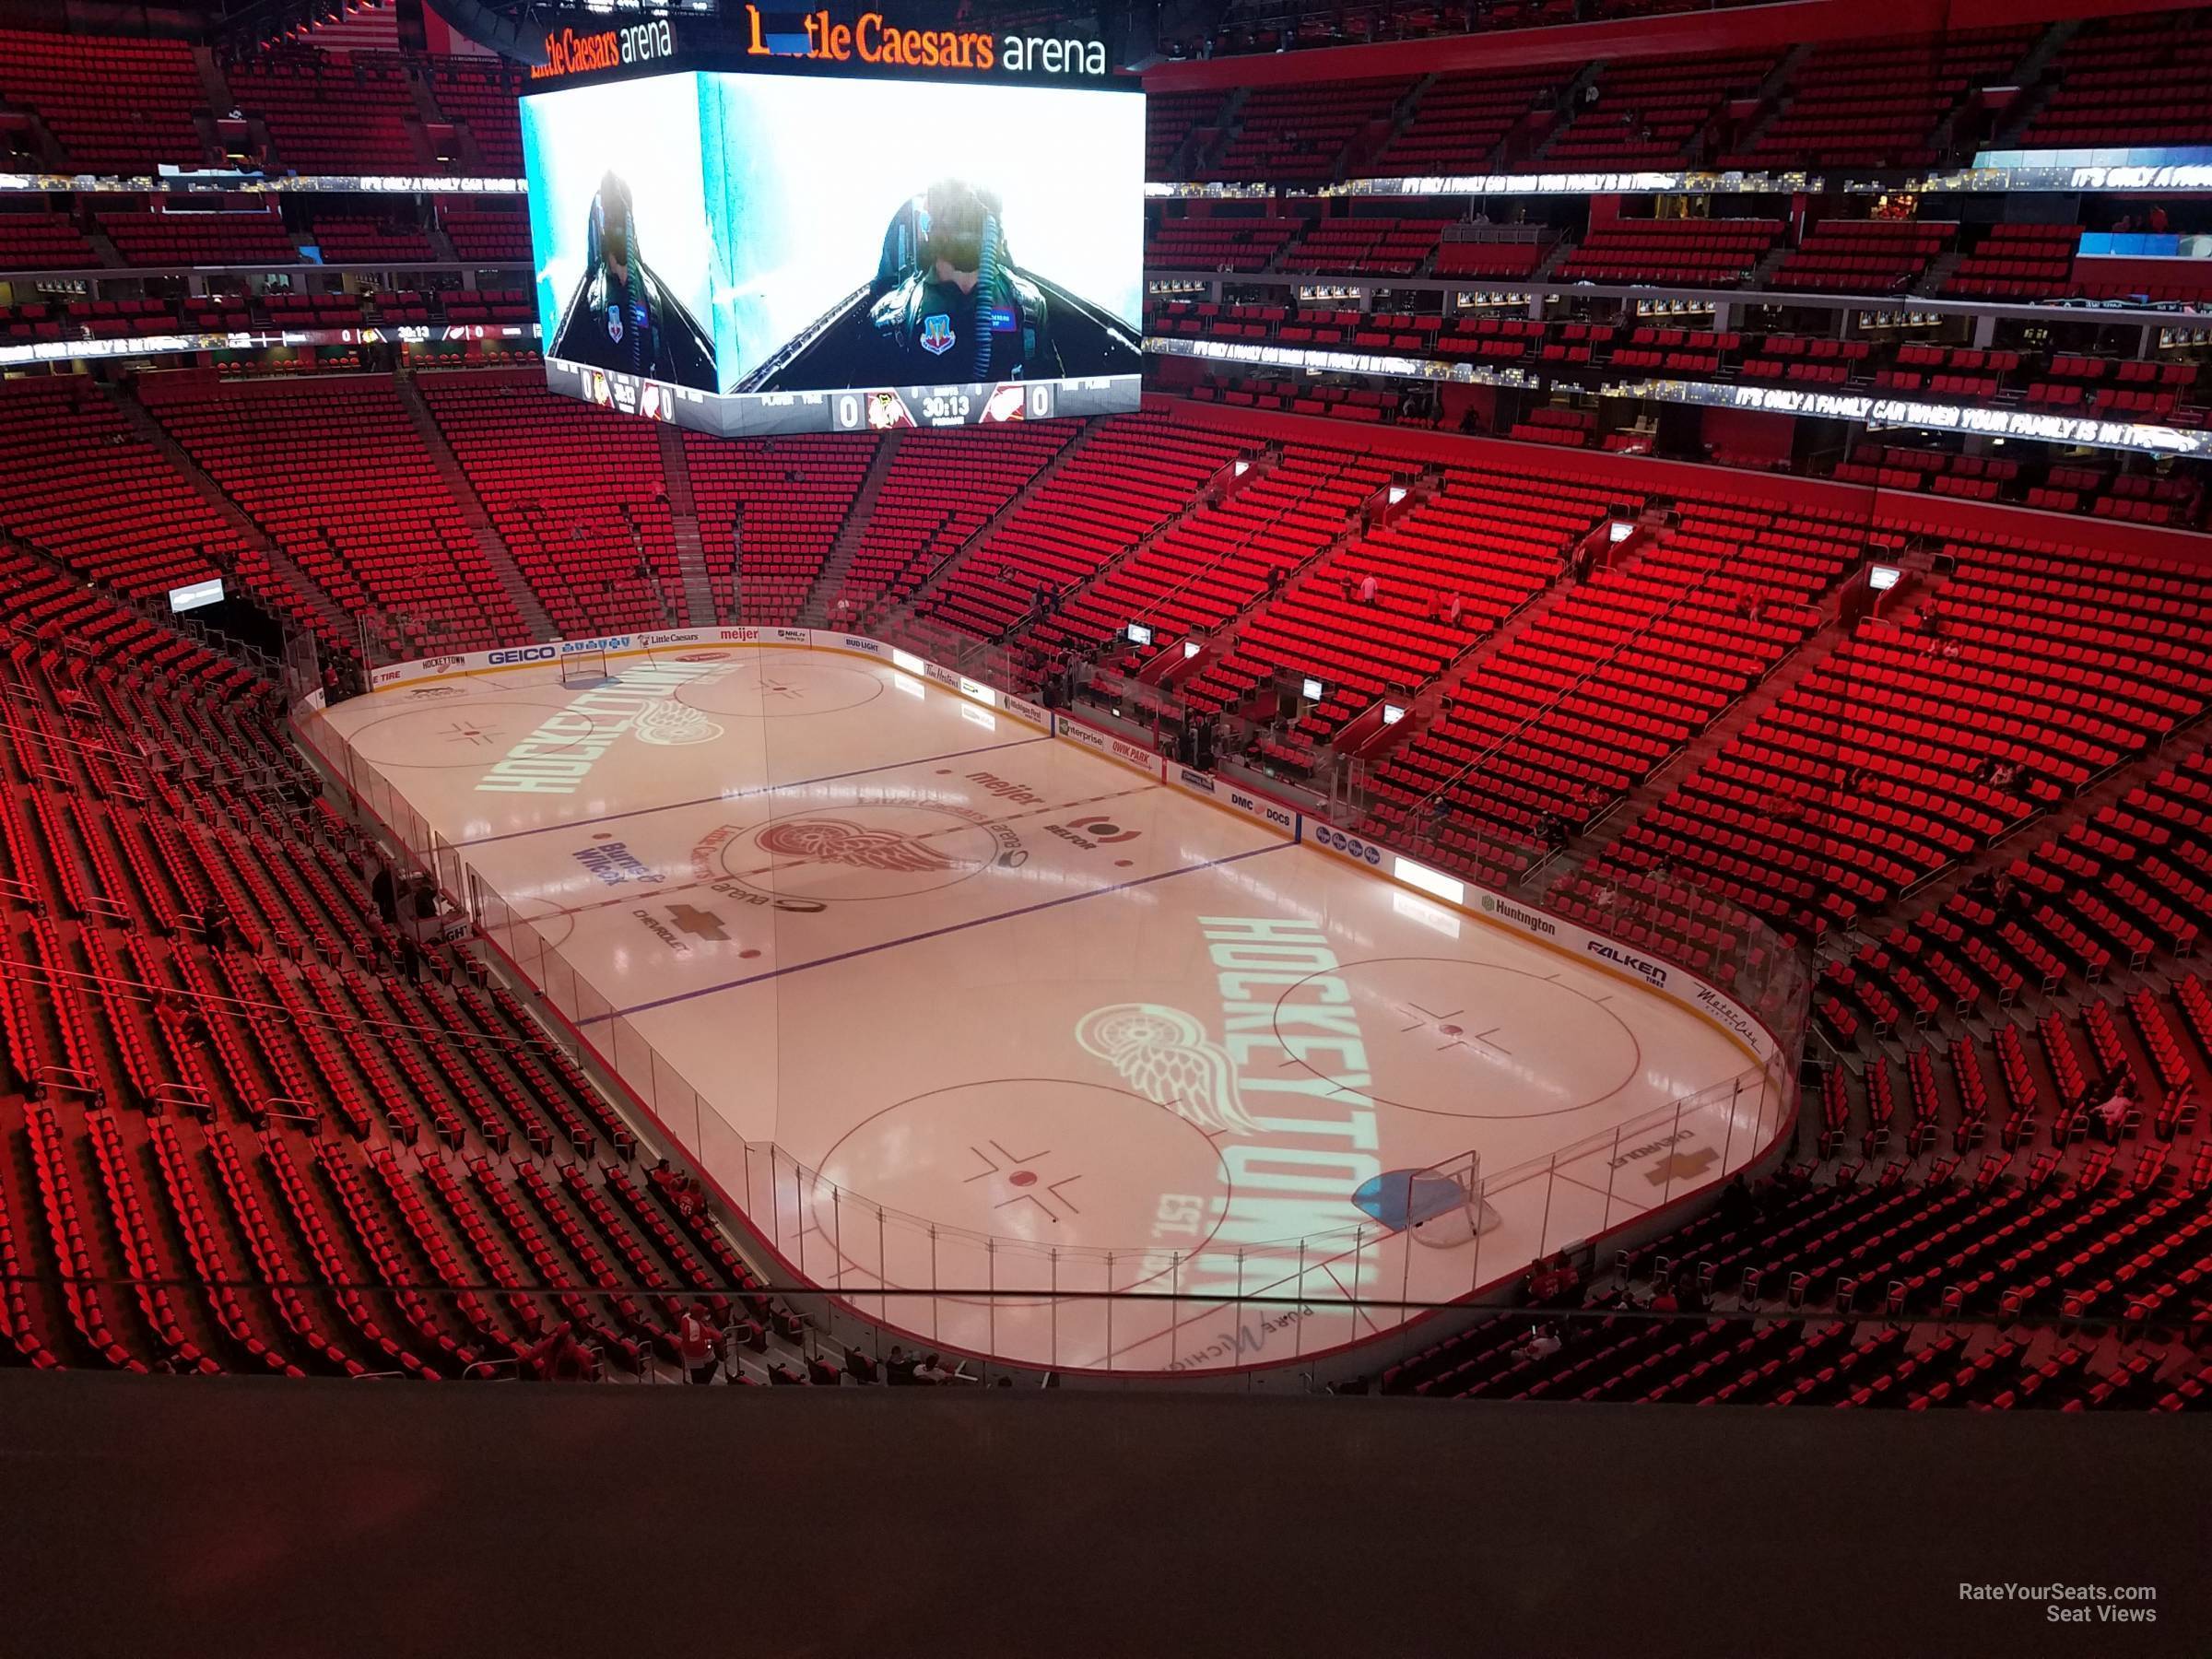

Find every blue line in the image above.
[456,734,1048,848]
[578,840,1292,1025]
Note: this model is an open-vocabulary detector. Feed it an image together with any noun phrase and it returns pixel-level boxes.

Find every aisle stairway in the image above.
[395,373,552,639]
[101,382,352,646]
[797,432,902,629]
[657,423,713,627]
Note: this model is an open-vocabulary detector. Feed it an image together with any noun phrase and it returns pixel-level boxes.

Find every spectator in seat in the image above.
[677,1302,720,1384]
[1528,1251,1581,1303]
[522,1320,599,1382]
[371,861,398,926]
[1676,1270,1711,1315]
[1446,594,1464,629]
[913,1351,951,1384]
[2096,1085,2135,1142]
[1358,571,1379,605]
[1717,1173,1756,1230]
[200,901,231,953]
[1517,1324,1561,1363]
[674,1172,706,1219]
[885,1345,917,1384]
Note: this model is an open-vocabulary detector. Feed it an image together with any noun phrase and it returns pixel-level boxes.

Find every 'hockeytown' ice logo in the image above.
[631,700,724,747]
[1076,1004,1264,1136]
[477,658,721,794]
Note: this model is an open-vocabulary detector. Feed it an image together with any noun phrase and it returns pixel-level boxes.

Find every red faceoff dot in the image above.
[739,948,761,959]
[1007,1170,1039,1187]
[1114,859,1134,867]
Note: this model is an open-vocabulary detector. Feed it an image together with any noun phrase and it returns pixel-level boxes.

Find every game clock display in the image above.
[522,59,1142,436]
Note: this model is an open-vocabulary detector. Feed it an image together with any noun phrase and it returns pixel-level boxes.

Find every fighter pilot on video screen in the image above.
[549,171,717,392]
[867,181,1060,383]
[736,176,1138,397]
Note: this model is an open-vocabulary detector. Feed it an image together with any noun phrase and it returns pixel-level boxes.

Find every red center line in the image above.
[520,781,1161,924]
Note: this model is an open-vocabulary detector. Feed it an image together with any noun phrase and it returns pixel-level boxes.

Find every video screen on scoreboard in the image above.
[521,66,1144,434]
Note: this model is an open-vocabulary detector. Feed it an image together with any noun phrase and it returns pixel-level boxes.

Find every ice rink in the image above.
[314,643,1777,1375]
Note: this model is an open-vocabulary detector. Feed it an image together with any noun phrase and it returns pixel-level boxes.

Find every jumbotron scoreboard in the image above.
[521,11,1143,434]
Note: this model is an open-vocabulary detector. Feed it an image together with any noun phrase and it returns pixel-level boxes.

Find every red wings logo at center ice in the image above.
[756,818,963,874]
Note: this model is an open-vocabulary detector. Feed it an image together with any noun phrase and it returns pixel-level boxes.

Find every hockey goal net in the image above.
[1403,1150,1498,1248]
[559,646,611,688]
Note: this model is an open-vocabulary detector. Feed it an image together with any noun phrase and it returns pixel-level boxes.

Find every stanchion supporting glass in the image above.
[1468,1182,1484,1296]
[1664,1097,1688,1206]
[1350,1227,1365,1342]
[1604,1123,1624,1232]
[1723,1076,1742,1172]
[1171,1250,1182,1372]
[1399,1206,1414,1311]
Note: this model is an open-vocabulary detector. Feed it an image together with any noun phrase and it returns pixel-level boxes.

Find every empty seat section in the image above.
[418,369,682,636]
[139,372,527,651]
[683,432,876,624]
[1555,217,1781,287]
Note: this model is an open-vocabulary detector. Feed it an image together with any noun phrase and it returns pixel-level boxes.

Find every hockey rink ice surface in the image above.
[315,644,1772,1374]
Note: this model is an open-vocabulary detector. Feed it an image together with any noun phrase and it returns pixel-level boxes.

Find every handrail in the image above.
[260,1099,324,1131]
[0,952,579,1077]
[0,712,166,771]
[1110,453,1346,642]
[147,1080,212,1113]
[1407,513,1800,826]
[0,1260,2178,1345]
[34,1062,100,1099]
